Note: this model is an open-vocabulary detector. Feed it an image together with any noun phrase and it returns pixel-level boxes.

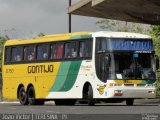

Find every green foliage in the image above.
[149,25,160,57]
[149,26,160,97]
[96,19,149,34]
[96,19,117,30]
[32,32,45,39]
[156,72,160,97]
[37,32,45,37]
[156,77,160,97]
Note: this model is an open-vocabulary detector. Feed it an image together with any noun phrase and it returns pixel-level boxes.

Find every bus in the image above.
[2,31,159,106]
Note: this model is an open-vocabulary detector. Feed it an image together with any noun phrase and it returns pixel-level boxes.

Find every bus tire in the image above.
[126,98,134,106]
[27,86,36,105]
[18,87,28,105]
[87,85,95,106]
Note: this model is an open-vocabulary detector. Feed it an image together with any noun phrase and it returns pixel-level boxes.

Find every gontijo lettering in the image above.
[28,65,54,73]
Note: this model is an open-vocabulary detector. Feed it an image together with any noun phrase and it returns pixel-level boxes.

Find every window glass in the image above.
[23,46,36,61]
[37,44,49,60]
[5,48,11,63]
[79,41,92,58]
[64,42,77,58]
[57,44,63,59]
[50,43,64,59]
[50,44,57,59]
[11,46,22,62]
[96,38,108,51]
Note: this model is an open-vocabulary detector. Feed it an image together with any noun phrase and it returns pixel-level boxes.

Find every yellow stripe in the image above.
[115,80,142,84]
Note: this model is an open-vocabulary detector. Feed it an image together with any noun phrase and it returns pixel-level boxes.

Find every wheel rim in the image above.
[19,89,26,104]
[20,91,26,102]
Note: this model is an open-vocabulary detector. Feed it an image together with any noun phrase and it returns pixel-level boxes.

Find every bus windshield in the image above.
[112,52,155,80]
[95,37,156,81]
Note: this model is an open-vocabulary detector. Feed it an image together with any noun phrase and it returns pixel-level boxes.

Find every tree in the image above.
[32,32,45,39]
[149,25,160,96]
[37,32,45,38]
[96,19,150,34]
[149,25,160,57]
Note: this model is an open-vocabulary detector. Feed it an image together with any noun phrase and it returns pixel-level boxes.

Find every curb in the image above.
[0,101,55,104]
[0,101,19,104]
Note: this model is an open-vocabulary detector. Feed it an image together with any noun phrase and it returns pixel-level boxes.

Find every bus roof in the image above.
[4,32,91,46]
[4,31,151,46]
[92,31,151,39]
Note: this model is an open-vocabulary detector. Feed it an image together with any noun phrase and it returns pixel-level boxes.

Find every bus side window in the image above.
[23,47,27,61]
[50,43,63,59]
[37,44,49,60]
[11,46,22,62]
[79,42,85,57]
[23,46,36,61]
[57,44,63,59]
[85,41,92,57]
[64,42,77,58]
[11,47,16,62]
[79,41,92,58]
[50,44,57,59]
[5,47,11,63]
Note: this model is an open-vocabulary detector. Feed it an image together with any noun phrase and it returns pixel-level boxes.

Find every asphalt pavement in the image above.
[0,99,160,120]
[0,99,159,114]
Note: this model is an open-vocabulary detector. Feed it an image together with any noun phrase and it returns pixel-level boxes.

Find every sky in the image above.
[0,0,101,39]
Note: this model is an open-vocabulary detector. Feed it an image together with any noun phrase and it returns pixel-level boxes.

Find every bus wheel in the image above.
[18,87,28,105]
[27,86,36,105]
[126,99,134,106]
[87,85,95,106]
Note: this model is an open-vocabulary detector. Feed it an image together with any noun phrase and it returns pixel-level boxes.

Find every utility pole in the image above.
[69,0,71,33]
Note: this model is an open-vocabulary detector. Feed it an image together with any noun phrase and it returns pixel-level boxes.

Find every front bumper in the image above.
[107,87,156,98]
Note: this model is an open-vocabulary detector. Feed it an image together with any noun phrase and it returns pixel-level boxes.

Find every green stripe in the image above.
[50,62,71,91]
[59,61,82,91]
[141,79,156,84]
[50,61,82,92]
[70,35,92,40]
